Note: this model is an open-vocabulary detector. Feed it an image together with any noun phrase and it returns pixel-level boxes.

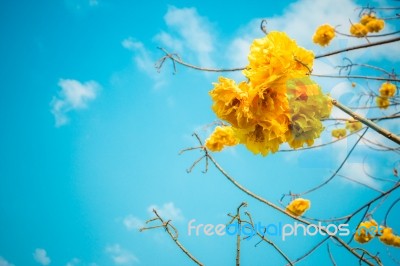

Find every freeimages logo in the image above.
[355,224,383,237]
[188,219,350,240]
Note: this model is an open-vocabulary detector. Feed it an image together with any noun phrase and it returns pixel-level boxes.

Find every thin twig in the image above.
[327,244,337,266]
[296,128,367,196]
[141,210,204,266]
[205,153,379,266]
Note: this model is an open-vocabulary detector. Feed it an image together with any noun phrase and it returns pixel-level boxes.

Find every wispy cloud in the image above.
[157,6,215,67]
[64,0,100,12]
[341,161,381,190]
[33,248,51,265]
[0,256,14,266]
[148,202,184,222]
[89,0,98,6]
[123,215,144,231]
[50,79,100,127]
[66,258,80,266]
[226,0,399,70]
[122,37,166,89]
[105,244,138,266]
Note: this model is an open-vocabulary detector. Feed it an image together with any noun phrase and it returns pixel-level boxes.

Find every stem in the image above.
[315,36,400,59]
[149,210,204,266]
[311,73,399,82]
[331,98,400,145]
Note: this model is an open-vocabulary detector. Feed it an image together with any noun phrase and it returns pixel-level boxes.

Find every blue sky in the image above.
[0,0,399,265]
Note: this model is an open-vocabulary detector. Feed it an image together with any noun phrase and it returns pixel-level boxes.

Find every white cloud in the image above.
[0,257,14,266]
[154,31,183,53]
[341,161,380,189]
[33,248,51,265]
[148,202,184,222]
[105,244,138,266]
[157,6,215,67]
[225,0,399,72]
[121,37,166,89]
[89,0,98,6]
[123,215,144,231]
[66,258,80,266]
[50,79,100,127]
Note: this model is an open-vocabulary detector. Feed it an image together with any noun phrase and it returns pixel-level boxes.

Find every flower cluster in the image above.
[205,126,238,152]
[286,198,311,216]
[376,82,397,109]
[350,13,385,37]
[380,227,400,247]
[331,119,363,139]
[208,31,331,156]
[354,219,379,244]
[312,24,335,46]
[354,219,400,247]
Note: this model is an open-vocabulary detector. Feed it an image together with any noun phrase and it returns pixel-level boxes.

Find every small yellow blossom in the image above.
[379,82,396,97]
[360,13,376,25]
[345,120,363,133]
[331,128,347,138]
[350,23,368,37]
[376,97,390,109]
[379,227,400,247]
[366,18,385,33]
[313,24,336,46]
[286,198,311,216]
[205,126,239,152]
[352,82,356,88]
[354,219,379,244]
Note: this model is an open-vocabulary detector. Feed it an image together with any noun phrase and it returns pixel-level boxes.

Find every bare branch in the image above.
[331,98,400,145]
[140,210,204,266]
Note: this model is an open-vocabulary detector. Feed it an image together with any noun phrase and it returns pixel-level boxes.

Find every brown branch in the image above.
[331,97,400,145]
[205,153,379,266]
[334,29,400,38]
[315,36,400,59]
[140,210,204,266]
[156,37,400,74]
[327,244,337,266]
[245,212,294,266]
[311,73,400,82]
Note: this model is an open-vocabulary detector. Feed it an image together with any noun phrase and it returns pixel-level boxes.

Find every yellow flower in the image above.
[354,219,379,244]
[360,13,376,25]
[205,126,238,152]
[209,77,255,128]
[286,78,331,148]
[243,31,314,87]
[345,120,363,133]
[312,24,336,46]
[286,198,311,216]
[376,97,390,109]
[208,32,330,156]
[379,82,396,97]
[352,82,356,88]
[366,19,385,33]
[379,227,400,247]
[350,23,368,37]
[331,128,347,138]
[233,120,290,156]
